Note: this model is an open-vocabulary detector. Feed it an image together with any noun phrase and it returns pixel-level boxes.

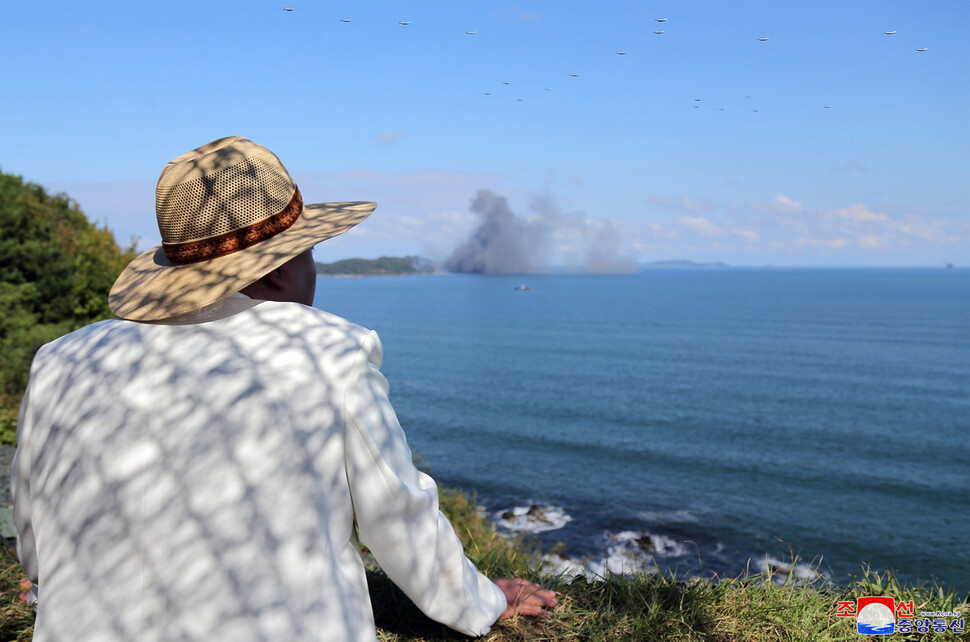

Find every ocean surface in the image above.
[312,268,970,593]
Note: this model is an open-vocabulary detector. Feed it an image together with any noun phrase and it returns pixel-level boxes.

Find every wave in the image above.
[751,555,828,585]
[533,529,830,586]
[494,504,573,533]
[539,529,695,579]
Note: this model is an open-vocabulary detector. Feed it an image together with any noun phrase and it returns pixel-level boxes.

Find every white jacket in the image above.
[13,295,505,641]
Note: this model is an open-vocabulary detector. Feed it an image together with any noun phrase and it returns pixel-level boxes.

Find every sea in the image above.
[312,268,970,594]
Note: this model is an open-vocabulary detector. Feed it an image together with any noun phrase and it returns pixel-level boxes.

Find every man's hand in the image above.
[493,578,558,618]
[18,578,32,602]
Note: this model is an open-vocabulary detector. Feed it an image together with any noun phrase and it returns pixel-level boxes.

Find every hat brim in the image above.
[109,201,376,321]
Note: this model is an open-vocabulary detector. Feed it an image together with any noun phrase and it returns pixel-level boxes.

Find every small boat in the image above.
[514,285,531,291]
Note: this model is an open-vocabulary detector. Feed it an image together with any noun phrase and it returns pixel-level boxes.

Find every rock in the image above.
[635,535,656,553]
[526,505,553,524]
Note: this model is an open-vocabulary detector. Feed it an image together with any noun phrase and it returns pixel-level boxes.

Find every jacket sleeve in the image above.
[342,330,506,637]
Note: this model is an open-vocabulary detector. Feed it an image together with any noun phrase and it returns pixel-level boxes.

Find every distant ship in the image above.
[514,285,531,291]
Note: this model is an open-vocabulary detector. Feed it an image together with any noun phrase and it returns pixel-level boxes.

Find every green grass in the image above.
[0,545,33,642]
[2,488,966,641]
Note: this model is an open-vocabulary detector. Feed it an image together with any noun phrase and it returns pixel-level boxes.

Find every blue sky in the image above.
[2,0,967,267]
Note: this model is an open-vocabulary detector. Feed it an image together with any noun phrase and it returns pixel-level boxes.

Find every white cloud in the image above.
[44,170,967,267]
[895,215,957,241]
[797,237,849,250]
[677,216,722,238]
[634,189,970,264]
[859,234,887,249]
[732,229,760,243]
[650,195,711,214]
[752,195,803,214]
[832,203,889,222]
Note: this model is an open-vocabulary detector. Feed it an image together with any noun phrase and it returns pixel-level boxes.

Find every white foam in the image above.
[494,504,572,533]
[540,553,595,579]
[609,530,693,558]
[538,529,693,580]
[755,555,828,585]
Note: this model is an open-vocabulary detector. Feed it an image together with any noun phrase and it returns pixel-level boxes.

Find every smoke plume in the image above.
[444,190,545,274]
[444,189,636,275]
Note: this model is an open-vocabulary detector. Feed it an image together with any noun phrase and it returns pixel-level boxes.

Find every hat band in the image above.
[163,188,304,265]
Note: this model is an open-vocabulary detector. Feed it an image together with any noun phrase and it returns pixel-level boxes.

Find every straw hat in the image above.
[109,136,376,321]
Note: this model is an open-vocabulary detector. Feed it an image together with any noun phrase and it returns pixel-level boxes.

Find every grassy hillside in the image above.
[3,486,965,641]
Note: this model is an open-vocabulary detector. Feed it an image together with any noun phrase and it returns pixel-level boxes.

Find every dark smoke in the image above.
[444,189,636,275]
[443,190,546,274]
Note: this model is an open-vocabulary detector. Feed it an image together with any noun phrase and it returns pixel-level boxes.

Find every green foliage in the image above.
[315,256,434,276]
[0,170,135,444]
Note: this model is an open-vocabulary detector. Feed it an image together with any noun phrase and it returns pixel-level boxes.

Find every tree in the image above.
[0,170,136,443]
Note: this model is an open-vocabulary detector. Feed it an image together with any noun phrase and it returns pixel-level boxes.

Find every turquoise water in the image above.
[313,268,970,592]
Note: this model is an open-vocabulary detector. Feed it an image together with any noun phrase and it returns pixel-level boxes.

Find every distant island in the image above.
[314,257,731,275]
[315,256,435,276]
[640,260,729,269]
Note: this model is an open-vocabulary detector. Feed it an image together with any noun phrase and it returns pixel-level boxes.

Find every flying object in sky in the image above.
[339,18,351,23]
[484,92,491,95]
[824,105,832,109]
[917,48,927,52]
[616,51,627,55]
[569,73,580,77]
[502,81,511,85]
[655,18,667,22]
[465,31,477,35]
[653,30,664,35]
[283,7,294,11]
[758,37,769,42]
[694,98,701,101]
[884,31,896,35]
[398,21,410,25]
[516,98,523,102]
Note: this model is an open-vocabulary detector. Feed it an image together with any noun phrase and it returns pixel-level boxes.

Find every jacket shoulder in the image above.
[247,301,372,339]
